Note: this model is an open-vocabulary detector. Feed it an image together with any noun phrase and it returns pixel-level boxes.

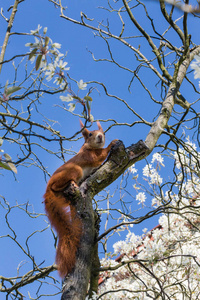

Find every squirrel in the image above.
[44,120,117,278]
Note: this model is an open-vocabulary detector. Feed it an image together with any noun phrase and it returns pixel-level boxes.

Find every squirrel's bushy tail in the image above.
[44,187,82,277]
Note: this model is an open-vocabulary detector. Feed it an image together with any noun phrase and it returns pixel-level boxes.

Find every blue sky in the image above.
[0,0,200,298]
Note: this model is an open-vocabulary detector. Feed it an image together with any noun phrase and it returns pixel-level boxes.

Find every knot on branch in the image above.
[126,140,149,161]
[107,139,127,165]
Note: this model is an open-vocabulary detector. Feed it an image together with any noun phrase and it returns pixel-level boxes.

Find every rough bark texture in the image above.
[61,184,95,300]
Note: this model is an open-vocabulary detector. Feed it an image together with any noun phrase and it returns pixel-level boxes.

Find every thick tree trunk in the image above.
[61,184,95,300]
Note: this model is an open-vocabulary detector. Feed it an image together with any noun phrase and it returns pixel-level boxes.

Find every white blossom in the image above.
[44,58,69,84]
[113,240,127,254]
[129,164,138,174]
[30,24,42,35]
[44,63,55,81]
[151,152,165,166]
[77,79,87,90]
[60,94,73,102]
[52,42,61,49]
[143,164,163,185]
[68,103,76,112]
[143,163,152,177]
[136,192,146,205]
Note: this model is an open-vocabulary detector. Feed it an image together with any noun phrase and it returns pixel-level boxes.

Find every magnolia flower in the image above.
[44,63,55,81]
[60,94,73,102]
[152,197,161,207]
[68,103,76,112]
[113,240,127,254]
[44,59,69,83]
[30,24,42,35]
[77,79,87,90]
[56,60,69,70]
[143,164,163,185]
[151,153,165,166]
[52,42,61,49]
[129,164,138,174]
[25,37,42,49]
[136,192,146,205]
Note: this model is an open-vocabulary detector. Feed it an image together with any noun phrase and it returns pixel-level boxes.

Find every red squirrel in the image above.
[44,120,117,277]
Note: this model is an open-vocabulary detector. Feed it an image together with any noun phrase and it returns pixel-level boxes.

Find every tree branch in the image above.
[0,0,20,73]
[145,45,200,152]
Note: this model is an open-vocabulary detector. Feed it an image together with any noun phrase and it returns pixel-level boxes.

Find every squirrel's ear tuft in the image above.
[97,121,103,133]
[80,119,89,140]
[79,119,84,129]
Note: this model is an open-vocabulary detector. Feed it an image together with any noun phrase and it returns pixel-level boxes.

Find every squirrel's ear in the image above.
[79,119,84,129]
[97,121,103,133]
[80,119,89,139]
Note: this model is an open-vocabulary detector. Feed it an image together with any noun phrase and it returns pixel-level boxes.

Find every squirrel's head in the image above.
[80,120,105,149]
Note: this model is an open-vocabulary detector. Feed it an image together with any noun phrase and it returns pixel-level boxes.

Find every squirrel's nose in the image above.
[97,134,103,143]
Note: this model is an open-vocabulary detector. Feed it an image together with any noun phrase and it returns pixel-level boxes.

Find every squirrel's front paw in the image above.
[111,139,124,147]
[111,139,120,146]
[110,140,124,154]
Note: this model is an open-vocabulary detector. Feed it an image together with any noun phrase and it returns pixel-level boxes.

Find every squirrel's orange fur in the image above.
[44,121,117,277]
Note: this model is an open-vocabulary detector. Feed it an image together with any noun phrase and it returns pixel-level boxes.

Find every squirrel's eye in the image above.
[89,133,92,137]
